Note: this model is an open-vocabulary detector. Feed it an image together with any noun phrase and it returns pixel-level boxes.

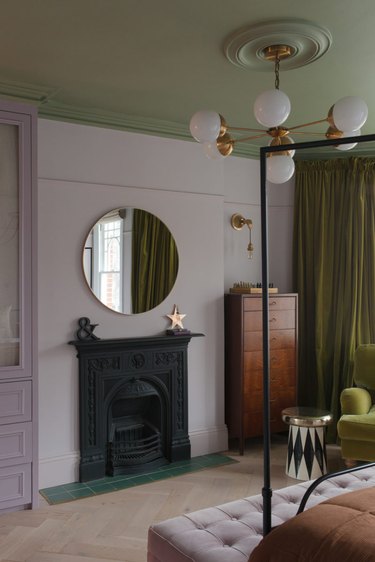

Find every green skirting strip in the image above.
[40,453,237,505]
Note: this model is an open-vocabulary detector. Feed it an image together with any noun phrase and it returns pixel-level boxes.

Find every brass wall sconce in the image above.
[231,213,253,259]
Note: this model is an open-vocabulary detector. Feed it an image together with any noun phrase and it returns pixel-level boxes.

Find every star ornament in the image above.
[167,305,186,330]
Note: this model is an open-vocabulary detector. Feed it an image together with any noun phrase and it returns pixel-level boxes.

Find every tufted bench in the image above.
[147,466,375,562]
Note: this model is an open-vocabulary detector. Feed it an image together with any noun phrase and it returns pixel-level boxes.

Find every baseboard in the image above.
[39,451,80,488]
[189,425,228,457]
[38,425,229,488]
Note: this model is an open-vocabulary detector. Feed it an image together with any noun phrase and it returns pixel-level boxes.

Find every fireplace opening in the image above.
[106,378,167,475]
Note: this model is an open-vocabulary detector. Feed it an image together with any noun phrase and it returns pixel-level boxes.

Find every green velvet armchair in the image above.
[337,344,375,464]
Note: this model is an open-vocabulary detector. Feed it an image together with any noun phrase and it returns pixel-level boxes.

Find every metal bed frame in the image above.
[259,132,375,535]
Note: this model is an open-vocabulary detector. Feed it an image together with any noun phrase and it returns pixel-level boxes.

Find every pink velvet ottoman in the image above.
[147,467,375,562]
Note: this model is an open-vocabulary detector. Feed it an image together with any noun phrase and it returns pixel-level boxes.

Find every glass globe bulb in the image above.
[269,135,295,157]
[266,154,295,184]
[335,129,361,151]
[254,89,291,127]
[189,110,221,143]
[332,97,368,132]
[202,141,225,160]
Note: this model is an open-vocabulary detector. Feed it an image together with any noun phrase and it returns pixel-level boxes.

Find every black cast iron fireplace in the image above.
[69,333,202,482]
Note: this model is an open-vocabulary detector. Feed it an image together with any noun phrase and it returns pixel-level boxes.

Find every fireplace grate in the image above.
[107,420,163,473]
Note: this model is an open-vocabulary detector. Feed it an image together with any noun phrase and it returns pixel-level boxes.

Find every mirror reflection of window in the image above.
[83,208,178,315]
[96,213,122,313]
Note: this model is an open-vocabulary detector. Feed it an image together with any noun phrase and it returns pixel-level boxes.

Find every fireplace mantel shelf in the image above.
[69,332,204,352]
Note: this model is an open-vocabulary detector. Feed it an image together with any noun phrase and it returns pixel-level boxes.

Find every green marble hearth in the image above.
[40,453,237,505]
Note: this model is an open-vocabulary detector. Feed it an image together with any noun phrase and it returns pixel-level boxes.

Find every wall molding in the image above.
[39,451,80,488]
[189,425,228,457]
[0,78,259,158]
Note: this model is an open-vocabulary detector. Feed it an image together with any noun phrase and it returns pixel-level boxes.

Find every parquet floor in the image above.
[0,436,344,562]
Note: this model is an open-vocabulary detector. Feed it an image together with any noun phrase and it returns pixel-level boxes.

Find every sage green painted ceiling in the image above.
[2,0,375,156]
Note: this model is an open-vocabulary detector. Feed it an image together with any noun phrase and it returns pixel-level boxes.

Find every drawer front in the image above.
[243,398,294,438]
[268,310,296,330]
[0,422,32,468]
[243,296,296,312]
[243,368,296,392]
[243,377,295,409]
[0,381,31,425]
[244,348,296,373]
[243,413,263,438]
[0,463,31,510]
[244,329,296,352]
[268,297,296,311]
[243,298,262,311]
[244,370,263,394]
[244,310,295,332]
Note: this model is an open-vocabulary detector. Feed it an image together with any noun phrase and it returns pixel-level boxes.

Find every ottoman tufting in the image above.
[147,466,375,562]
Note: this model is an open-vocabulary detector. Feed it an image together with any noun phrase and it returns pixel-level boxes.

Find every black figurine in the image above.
[76,317,100,341]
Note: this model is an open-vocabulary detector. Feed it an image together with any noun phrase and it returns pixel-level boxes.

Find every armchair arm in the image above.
[340,387,372,415]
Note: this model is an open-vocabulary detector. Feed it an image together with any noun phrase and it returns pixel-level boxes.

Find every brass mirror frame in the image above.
[82,207,179,315]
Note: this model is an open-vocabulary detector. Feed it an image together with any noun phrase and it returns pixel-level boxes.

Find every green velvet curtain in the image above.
[293,157,375,439]
[132,209,179,314]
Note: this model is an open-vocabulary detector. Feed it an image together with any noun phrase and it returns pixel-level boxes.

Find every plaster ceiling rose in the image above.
[224,19,332,71]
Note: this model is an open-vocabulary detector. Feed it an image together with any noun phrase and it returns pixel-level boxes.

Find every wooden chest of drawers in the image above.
[224,293,298,454]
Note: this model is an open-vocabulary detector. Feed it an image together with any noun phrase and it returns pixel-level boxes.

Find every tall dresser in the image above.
[225,293,298,454]
[0,101,38,511]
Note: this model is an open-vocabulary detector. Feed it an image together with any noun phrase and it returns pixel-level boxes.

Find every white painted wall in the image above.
[37,119,263,487]
[223,156,262,292]
[268,179,295,294]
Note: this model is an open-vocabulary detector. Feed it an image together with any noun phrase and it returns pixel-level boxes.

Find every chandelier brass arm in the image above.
[189,41,368,179]
[288,117,328,131]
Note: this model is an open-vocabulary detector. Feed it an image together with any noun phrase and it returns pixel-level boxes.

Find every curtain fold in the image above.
[293,157,375,439]
[132,209,178,314]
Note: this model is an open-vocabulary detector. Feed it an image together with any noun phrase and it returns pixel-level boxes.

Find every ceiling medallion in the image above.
[224,19,332,71]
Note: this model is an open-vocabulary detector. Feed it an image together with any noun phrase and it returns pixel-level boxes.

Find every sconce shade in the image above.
[266,154,295,184]
[189,110,221,142]
[332,97,368,132]
[253,89,291,127]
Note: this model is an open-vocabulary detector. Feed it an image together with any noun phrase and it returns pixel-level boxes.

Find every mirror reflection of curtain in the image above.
[131,209,178,314]
[293,157,375,440]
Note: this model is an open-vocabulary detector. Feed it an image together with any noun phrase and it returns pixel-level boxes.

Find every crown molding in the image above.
[3,78,371,161]
[0,78,259,159]
[0,78,59,103]
[38,101,260,158]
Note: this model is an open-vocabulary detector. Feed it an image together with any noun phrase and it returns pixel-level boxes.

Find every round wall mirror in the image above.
[82,207,179,314]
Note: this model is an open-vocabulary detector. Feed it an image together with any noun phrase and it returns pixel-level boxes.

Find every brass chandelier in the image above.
[189,44,368,184]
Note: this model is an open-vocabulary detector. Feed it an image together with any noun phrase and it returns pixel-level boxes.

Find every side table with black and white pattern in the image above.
[282,406,333,480]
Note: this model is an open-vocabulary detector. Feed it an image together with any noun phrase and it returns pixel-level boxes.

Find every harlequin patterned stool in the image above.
[282,407,333,480]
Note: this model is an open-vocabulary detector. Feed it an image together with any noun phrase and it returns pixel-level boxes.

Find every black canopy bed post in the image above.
[260,146,272,536]
[259,132,375,538]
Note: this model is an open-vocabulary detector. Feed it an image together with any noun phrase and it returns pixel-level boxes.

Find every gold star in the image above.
[167,305,186,330]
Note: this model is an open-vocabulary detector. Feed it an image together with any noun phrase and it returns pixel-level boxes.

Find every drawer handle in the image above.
[270,301,277,306]
[271,336,277,341]
[270,317,277,322]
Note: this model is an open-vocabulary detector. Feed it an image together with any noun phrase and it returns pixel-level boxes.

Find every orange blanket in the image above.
[249,487,375,561]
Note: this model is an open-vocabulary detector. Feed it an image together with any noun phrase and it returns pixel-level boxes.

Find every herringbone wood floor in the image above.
[0,437,344,562]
